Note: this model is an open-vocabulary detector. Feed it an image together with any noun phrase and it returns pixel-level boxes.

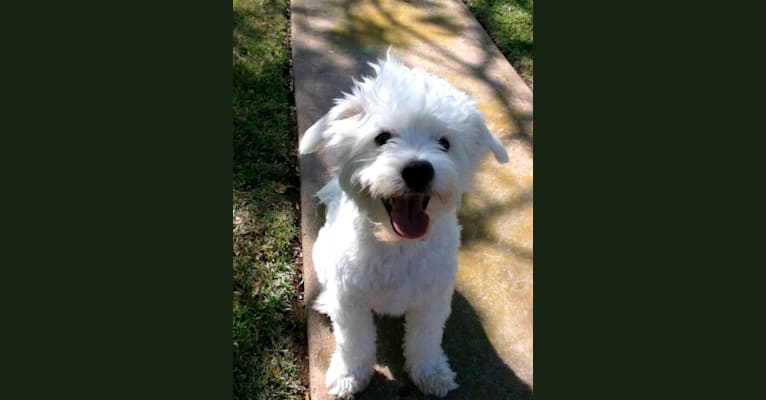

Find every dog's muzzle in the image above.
[380,160,434,239]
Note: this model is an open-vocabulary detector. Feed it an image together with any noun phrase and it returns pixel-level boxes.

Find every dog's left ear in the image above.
[480,124,509,164]
[299,97,364,154]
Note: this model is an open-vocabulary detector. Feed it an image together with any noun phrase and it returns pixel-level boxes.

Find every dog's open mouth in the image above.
[382,195,430,239]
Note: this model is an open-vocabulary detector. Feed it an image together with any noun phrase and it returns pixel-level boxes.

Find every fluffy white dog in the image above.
[299,52,508,398]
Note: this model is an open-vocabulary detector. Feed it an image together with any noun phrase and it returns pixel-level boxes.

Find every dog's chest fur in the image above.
[313,185,460,316]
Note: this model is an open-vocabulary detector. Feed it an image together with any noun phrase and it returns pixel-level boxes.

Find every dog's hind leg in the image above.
[325,306,376,399]
[403,291,459,397]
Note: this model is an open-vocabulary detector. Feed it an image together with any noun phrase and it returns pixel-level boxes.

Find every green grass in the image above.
[233,0,305,398]
[463,0,533,87]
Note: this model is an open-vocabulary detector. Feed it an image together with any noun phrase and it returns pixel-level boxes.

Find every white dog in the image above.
[299,52,508,399]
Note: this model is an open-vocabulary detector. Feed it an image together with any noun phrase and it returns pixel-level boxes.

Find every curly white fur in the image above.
[300,51,508,399]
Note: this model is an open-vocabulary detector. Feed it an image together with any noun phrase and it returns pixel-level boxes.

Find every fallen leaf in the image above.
[274,182,287,194]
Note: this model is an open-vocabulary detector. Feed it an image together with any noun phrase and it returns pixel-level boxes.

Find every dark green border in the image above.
[535,1,759,399]
[3,0,232,398]
[3,0,760,398]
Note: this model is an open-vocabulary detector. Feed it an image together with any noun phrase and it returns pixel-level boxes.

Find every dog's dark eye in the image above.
[375,131,392,146]
[438,137,450,151]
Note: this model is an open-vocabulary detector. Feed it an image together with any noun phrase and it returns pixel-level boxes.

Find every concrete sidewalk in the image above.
[292,1,533,398]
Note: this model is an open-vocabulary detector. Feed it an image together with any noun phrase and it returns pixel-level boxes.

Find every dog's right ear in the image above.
[299,97,364,154]
[299,114,330,154]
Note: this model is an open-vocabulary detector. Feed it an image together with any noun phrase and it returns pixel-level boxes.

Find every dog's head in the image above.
[300,52,508,241]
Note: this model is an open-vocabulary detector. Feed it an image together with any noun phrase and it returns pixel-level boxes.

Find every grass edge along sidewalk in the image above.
[463,0,533,87]
[232,0,307,399]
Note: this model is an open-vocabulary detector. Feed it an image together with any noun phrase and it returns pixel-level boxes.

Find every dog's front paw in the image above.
[325,353,373,399]
[407,353,459,398]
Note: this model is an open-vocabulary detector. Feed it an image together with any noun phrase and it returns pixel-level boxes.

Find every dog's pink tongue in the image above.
[391,195,429,239]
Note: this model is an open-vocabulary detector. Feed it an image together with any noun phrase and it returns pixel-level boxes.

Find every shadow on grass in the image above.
[233,1,298,192]
[232,1,305,399]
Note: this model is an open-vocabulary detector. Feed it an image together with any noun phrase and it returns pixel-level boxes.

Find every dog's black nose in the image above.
[401,160,434,192]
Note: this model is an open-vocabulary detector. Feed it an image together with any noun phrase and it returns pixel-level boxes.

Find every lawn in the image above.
[463,0,533,87]
[232,0,306,399]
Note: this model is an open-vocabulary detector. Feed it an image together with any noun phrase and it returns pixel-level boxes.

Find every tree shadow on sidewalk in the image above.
[353,292,532,399]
